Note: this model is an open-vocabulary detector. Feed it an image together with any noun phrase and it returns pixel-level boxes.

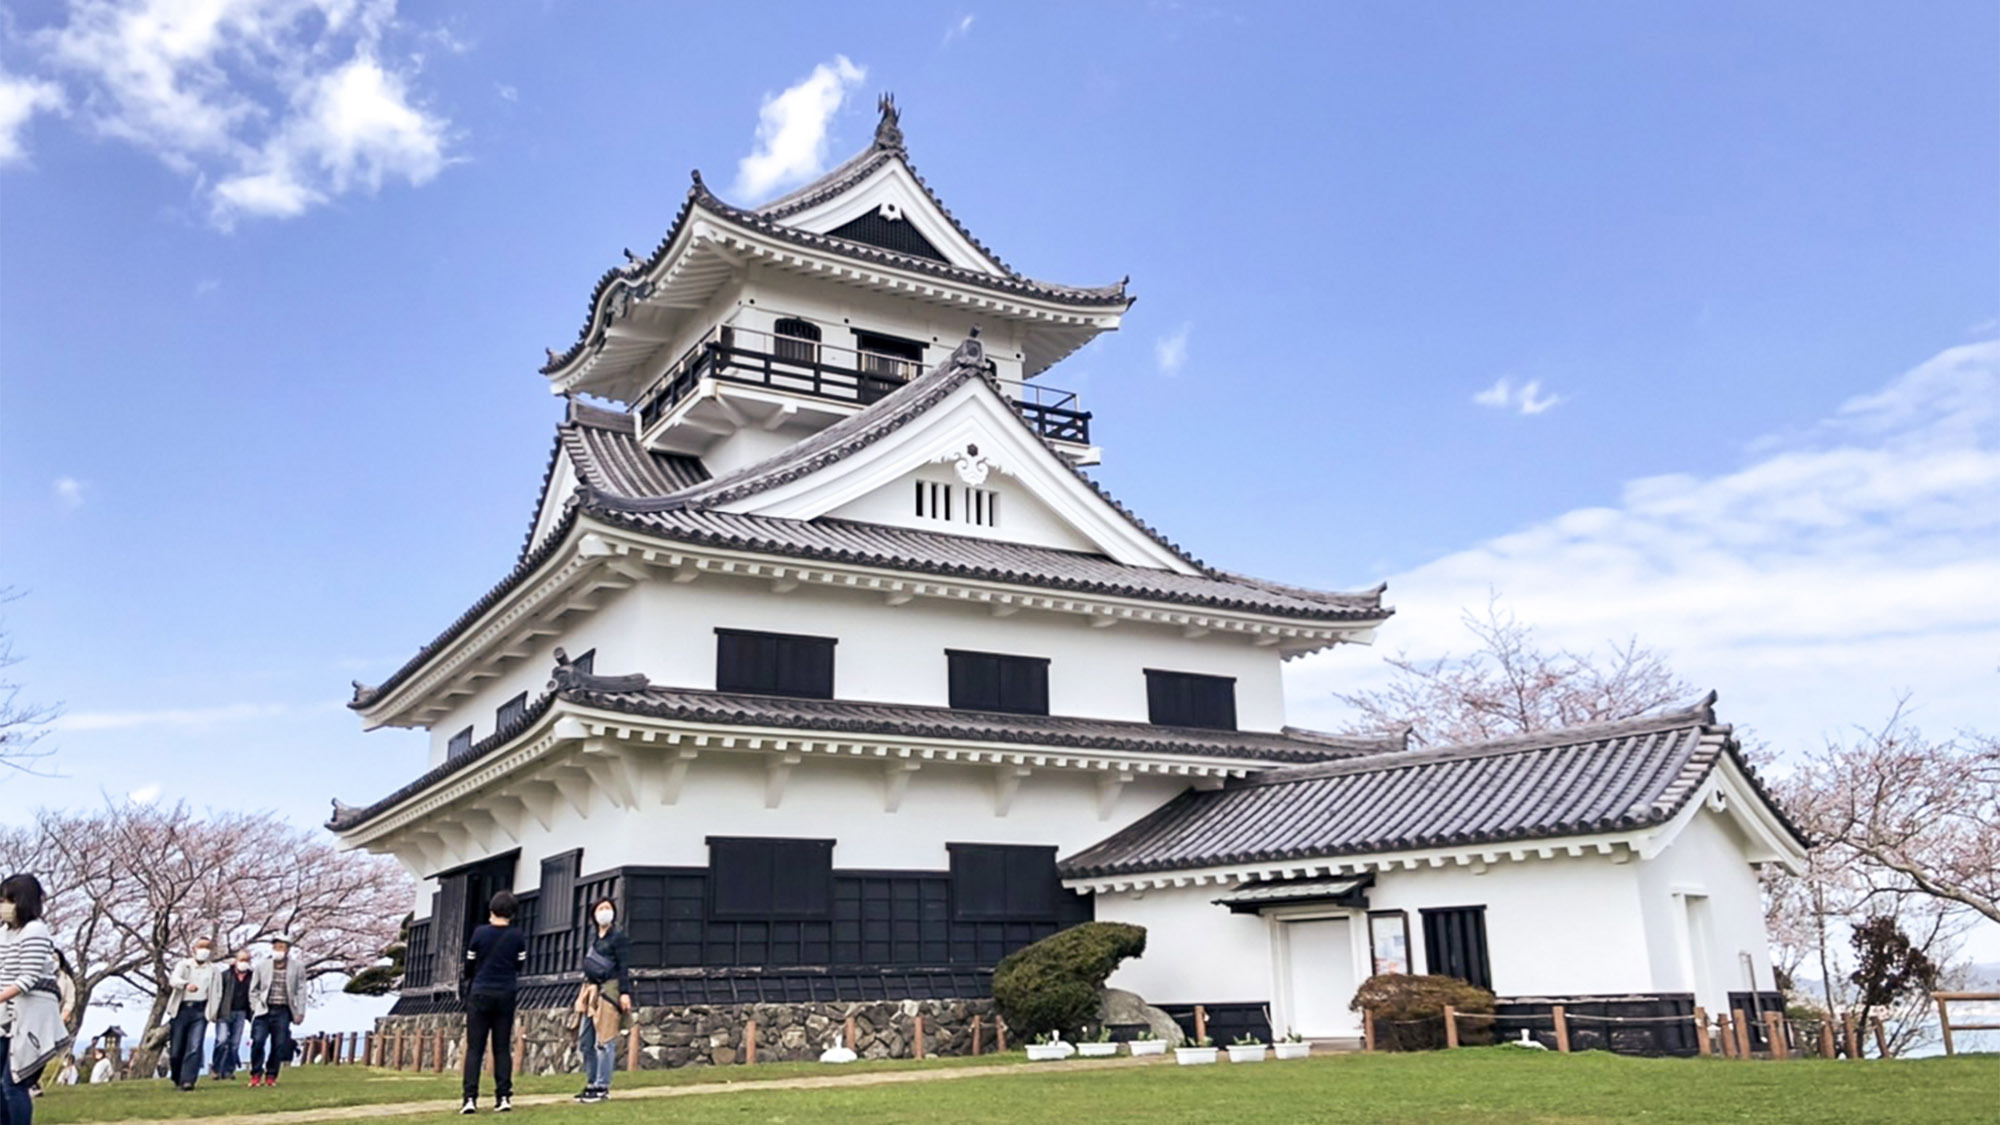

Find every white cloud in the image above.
[24,0,449,225]
[127,782,162,804]
[943,14,976,45]
[494,82,516,103]
[1155,323,1191,376]
[1291,340,2000,760]
[1473,375,1564,415]
[733,55,866,201]
[0,67,65,166]
[53,476,86,508]
[56,701,290,731]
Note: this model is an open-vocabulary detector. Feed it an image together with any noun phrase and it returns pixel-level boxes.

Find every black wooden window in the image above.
[1421,906,1491,990]
[947,651,1050,716]
[773,317,821,363]
[948,844,1060,922]
[715,629,836,699]
[853,330,925,379]
[447,726,474,757]
[537,850,582,934]
[496,692,528,730]
[1144,669,1237,730]
[708,837,834,919]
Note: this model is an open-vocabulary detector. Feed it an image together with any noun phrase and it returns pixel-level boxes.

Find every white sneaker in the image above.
[460,1098,477,1115]
[495,1097,513,1113]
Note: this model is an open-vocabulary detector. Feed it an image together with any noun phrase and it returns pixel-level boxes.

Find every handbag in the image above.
[582,946,616,984]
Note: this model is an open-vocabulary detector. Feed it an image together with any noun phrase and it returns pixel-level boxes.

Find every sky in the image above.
[2,0,1997,1029]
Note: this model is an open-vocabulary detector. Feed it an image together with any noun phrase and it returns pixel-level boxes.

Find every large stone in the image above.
[1099,988,1184,1046]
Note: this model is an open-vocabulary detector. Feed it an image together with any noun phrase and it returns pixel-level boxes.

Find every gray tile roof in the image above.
[328,683,1403,833]
[1057,695,1807,880]
[517,402,709,563]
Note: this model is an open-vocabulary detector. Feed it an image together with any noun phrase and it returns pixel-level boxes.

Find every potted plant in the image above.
[1128,1030,1168,1057]
[1226,1032,1268,1063]
[1174,1035,1218,1066]
[1274,1029,1311,1060]
[1025,1031,1074,1062]
[1076,1026,1119,1058]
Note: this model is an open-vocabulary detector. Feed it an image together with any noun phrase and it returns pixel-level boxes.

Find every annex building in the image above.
[333,99,1807,1061]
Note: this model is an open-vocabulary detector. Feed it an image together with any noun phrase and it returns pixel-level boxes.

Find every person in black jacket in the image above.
[571,898,631,1104]
[460,892,526,1115]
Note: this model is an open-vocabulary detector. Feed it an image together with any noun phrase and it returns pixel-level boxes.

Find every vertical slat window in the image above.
[1144,670,1238,730]
[1421,906,1491,990]
[946,651,1050,716]
[715,629,837,699]
[496,692,528,730]
[537,850,582,935]
[709,837,835,919]
[773,317,821,364]
[447,726,474,758]
[948,844,1060,922]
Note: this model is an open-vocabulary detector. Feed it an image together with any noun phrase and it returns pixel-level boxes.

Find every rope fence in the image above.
[1363,1002,1901,1060]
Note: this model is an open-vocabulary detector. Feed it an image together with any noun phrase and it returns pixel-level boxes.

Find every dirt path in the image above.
[128,1056,1165,1125]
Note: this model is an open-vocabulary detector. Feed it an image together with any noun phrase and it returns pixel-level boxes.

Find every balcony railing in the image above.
[634,323,1091,445]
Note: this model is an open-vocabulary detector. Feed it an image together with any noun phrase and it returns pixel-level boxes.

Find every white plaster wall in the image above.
[825,465,1101,553]
[1096,885,1275,1004]
[1635,806,1778,1012]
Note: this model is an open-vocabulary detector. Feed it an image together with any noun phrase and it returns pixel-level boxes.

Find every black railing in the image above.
[634,324,1091,445]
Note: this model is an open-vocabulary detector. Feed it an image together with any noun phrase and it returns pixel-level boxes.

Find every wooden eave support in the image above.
[1096,771,1133,821]
[993,765,1032,817]
[659,748,699,805]
[579,737,640,810]
[765,752,802,809]
[883,761,921,813]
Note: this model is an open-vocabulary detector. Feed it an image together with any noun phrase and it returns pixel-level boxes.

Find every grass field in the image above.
[35,1048,1999,1125]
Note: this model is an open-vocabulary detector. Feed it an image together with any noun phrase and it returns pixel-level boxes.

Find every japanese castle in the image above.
[335,98,1807,1058]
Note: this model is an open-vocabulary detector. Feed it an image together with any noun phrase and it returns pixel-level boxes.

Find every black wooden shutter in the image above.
[716,630,836,699]
[950,844,1059,921]
[947,651,1049,716]
[537,850,581,934]
[710,837,834,919]
[433,873,470,992]
[1421,906,1492,990]
[1144,670,1238,730]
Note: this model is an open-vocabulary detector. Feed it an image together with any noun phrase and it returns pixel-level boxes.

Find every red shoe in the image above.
[266,1076,278,1088]
[249,1077,262,1088]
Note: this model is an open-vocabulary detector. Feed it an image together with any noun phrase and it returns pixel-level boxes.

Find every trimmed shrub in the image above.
[993,922,1147,1040]
[1349,973,1497,1051]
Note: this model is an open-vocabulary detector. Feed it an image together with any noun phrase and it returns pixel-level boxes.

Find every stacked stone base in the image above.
[375,998,997,1076]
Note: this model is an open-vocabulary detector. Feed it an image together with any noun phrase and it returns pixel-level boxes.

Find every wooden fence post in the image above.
[1819,1017,1835,1059]
[1763,1013,1788,1060]
[1443,1005,1460,1049]
[1871,1016,1888,1058]
[745,1019,758,1065]
[1842,1012,1859,1059]
[436,1027,448,1073]
[1731,1009,1750,1058]
[1935,996,1956,1056]
[912,1015,924,1060]
[1552,1005,1570,1054]
[971,1015,983,1057]
[1194,1005,1208,1044]
[845,1015,857,1051]
[627,1017,641,1072]
[513,1024,526,1074]
[1363,1009,1376,1052]
[1693,1007,1711,1057]
[996,1018,1007,1053]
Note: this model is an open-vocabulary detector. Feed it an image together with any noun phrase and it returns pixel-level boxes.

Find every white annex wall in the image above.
[1097,885,1277,1004]
[1635,805,1780,1011]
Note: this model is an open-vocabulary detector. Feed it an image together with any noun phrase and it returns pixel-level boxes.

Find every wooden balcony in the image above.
[634,325,1091,445]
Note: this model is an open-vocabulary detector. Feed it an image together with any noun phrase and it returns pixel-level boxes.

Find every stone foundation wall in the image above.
[374,998,997,1076]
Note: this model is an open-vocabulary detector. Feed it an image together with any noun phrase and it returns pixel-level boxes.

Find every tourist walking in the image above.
[0,875,62,1125]
[248,936,306,1088]
[460,891,525,1115]
[571,897,632,1104]
[165,937,217,1092]
[209,952,253,1080]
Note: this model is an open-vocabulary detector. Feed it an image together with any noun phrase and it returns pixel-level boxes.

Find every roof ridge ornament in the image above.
[874,93,904,151]
[549,646,652,695]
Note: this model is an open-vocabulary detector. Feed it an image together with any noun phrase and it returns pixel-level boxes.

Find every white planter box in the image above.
[1174,1046,1218,1066]
[1026,1043,1073,1062]
[1128,1039,1168,1057]
[1227,1044,1269,1063]
[1076,1042,1119,1058]
[1273,1041,1311,1060]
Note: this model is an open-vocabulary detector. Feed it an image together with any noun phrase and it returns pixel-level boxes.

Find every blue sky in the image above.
[2,0,1997,986]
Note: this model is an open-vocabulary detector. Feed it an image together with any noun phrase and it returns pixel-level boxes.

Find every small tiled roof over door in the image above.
[1058,695,1806,880]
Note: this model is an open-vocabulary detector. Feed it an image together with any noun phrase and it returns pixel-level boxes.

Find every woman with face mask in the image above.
[0,874,64,1124]
[165,938,218,1091]
[571,898,631,1104]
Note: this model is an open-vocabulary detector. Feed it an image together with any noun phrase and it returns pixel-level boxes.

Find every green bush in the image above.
[1349,973,1497,1051]
[993,922,1147,1040]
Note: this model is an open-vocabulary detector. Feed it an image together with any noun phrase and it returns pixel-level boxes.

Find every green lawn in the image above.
[37,1048,1999,1125]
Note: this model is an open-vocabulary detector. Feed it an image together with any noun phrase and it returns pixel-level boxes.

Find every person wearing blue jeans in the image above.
[209,954,253,1079]
[166,938,218,1092]
[249,935,307,1088]
[572,898,631,1104]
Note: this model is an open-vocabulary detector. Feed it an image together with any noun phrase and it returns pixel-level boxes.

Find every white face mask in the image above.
[194,948,211,963]
[594,908,615,927]
[235,962,250,974]
[0,903,15,926]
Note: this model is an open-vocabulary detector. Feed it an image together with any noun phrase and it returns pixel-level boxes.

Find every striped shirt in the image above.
[267,960,291,1010]
[0,920,56,1036]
